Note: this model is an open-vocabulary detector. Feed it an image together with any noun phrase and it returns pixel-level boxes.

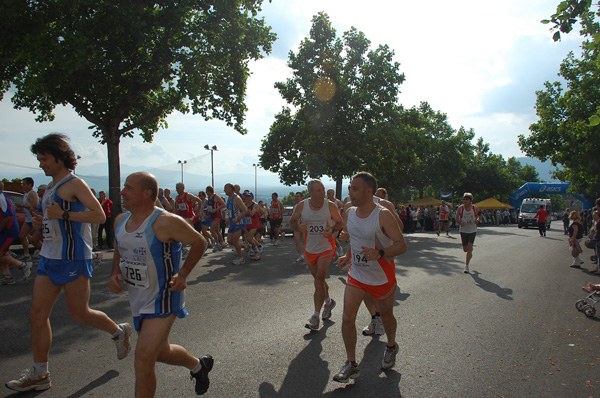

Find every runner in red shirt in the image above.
[533,205,548,237]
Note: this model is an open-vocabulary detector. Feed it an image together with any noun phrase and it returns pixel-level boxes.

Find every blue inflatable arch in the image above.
[509,183,590,209]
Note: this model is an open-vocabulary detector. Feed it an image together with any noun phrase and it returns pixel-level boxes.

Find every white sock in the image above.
[33,362,48,376]
[191,358,202,374]
[112,325,123,338]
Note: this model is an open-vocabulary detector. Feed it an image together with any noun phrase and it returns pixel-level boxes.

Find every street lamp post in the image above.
[252,163,258,198]
[178,160,187,183]
[204,145,218,187]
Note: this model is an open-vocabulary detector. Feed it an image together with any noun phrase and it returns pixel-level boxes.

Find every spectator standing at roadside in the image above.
[97,191,114,249]
[590,209,599,274]
[568,210,584,268]
[562,208,570,235]
[503,209,510,226]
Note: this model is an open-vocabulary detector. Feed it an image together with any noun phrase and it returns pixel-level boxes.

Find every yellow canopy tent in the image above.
[404,197,442,207]
[474,197,514,209]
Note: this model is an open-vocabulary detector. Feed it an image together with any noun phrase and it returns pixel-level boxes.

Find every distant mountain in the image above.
[1,162,308,203]
[516,157,560,183]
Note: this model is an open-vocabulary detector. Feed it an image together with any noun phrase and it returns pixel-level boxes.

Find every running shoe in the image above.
[113,323,133,360]
[305,314,319,330]
[190,355,214,395]
[322,298,336,320]
[332,361,360,383]
[20,261,32,280]
[258,246,264,253]
[5,367,51,391]
[362,316,384,336]
[212,245,219,252]
[232,257,245,265]
[374,316,385,335]
[32,249,41,259]
[251,252,261,261]
[274,240,280,246]
[1,275,16,285]
[463,265,470,274]
[381,343,399,370]
[295,255,305,263]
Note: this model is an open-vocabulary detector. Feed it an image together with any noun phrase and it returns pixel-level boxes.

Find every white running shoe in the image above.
[381,343,399,370]
[463,265,470,274]
[362,316,385,336]
[20,262,32,280]
[232,257,245,265]
[322,299,336,320]
[113,323,133,360]
[6,367,51,391]
[295,255,305,263]
[332,361,360,383]
[305,314,319,330]
[32,249,41,259]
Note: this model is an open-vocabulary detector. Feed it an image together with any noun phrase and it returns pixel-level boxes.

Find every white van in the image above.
[518,198,552,229]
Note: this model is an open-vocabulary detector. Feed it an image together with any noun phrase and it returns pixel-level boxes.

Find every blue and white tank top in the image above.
[115,208,185,317]
[227,194,246,226]
[40,173,92,260]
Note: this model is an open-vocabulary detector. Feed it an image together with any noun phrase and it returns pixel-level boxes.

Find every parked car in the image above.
[280,206,294,235]
[2,190,25,230]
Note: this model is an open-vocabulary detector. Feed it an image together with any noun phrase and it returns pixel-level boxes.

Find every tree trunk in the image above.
[105,131,122,216]
[335,177,343,200]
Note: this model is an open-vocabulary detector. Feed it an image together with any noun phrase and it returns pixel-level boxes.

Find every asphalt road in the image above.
[1,225,599,398]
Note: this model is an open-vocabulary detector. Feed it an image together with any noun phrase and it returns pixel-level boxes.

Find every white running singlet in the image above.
[347,205,395,286]
[301,199,333,254]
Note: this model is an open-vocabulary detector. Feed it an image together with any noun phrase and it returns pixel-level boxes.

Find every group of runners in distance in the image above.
[2,133,485,396]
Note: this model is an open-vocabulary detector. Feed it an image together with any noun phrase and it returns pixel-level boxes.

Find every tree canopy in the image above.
[259,12,406,197]
[0,0,276,212]
[520,11,600,197]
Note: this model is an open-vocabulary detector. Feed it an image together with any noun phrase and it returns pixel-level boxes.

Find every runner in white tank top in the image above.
[109,172,213,397]
[334,172,407,383]
[289,179,343,331]
[455,193,480,273]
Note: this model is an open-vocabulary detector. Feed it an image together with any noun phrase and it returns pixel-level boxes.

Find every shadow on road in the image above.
[257,323,401,398]
[469,271,513,300]
[64,370,120,398]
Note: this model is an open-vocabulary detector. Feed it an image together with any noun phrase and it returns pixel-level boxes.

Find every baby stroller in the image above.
[576,289,600,318]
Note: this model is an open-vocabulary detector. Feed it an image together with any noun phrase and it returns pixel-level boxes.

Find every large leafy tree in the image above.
[398,102,474,199]
[0,0,275,213]
[260,12,406,197]
[519,13,600,197]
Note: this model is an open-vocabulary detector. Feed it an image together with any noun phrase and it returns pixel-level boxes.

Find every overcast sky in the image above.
[0,0,584,184]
